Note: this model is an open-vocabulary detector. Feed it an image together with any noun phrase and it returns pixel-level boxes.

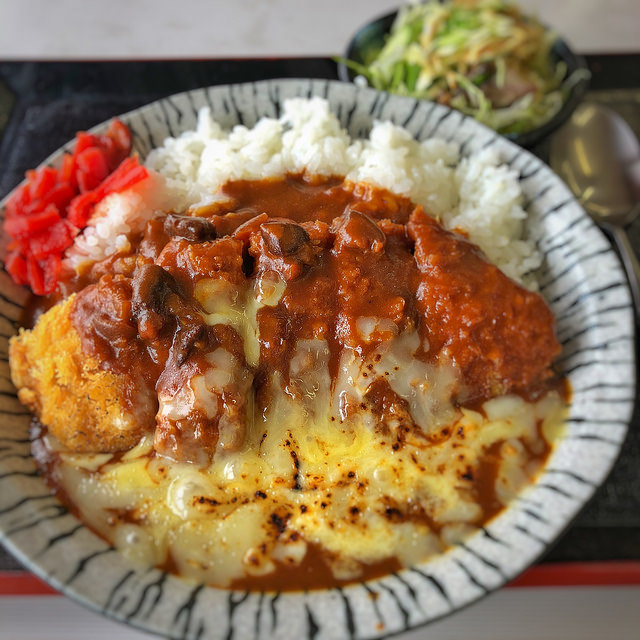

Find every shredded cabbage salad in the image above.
[344,0,578,135]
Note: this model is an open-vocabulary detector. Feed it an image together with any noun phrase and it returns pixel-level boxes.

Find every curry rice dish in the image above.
[9,99,567,591]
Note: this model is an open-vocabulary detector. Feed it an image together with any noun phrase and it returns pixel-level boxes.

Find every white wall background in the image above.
[0,0,637,59]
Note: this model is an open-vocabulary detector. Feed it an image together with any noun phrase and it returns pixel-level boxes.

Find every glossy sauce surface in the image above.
[70,173,560,446]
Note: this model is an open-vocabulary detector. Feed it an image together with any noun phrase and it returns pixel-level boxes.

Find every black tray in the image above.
[0,55,639,571]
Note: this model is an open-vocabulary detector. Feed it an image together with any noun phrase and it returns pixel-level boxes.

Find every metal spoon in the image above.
[550,102,640,322]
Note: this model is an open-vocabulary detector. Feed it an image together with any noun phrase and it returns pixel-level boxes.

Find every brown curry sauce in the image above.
[28,173,565,590]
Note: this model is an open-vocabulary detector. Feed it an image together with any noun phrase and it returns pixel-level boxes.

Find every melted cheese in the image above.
[54,338,566,588]
[48,245,567,589]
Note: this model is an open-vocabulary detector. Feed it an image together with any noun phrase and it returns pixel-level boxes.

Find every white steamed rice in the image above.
[67,97,541,286]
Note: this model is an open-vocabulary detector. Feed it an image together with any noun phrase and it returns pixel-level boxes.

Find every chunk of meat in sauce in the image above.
[163,213,218,242]
[154,340,253,466]
[156,235,246,295]
[139,242,253,464]
[138,214,218,263]
[131,263,205,366]
[407,206,560,401]
[331,210,417,354]
[249,219,318,281]
[250,220,337,387]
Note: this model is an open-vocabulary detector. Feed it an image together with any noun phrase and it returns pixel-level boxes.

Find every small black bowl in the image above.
[337,9,590,149]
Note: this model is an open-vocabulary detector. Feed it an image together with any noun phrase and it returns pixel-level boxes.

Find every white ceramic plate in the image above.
[0,79,635,640]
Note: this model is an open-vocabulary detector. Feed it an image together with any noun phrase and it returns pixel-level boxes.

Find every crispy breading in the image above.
[9,295,146,452]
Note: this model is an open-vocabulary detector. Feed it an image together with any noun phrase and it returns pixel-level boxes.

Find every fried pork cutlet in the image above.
[9,295,149,452]
[407,206,561,401]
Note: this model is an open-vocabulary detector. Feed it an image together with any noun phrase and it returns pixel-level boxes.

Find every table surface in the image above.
[0,0,639,633]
